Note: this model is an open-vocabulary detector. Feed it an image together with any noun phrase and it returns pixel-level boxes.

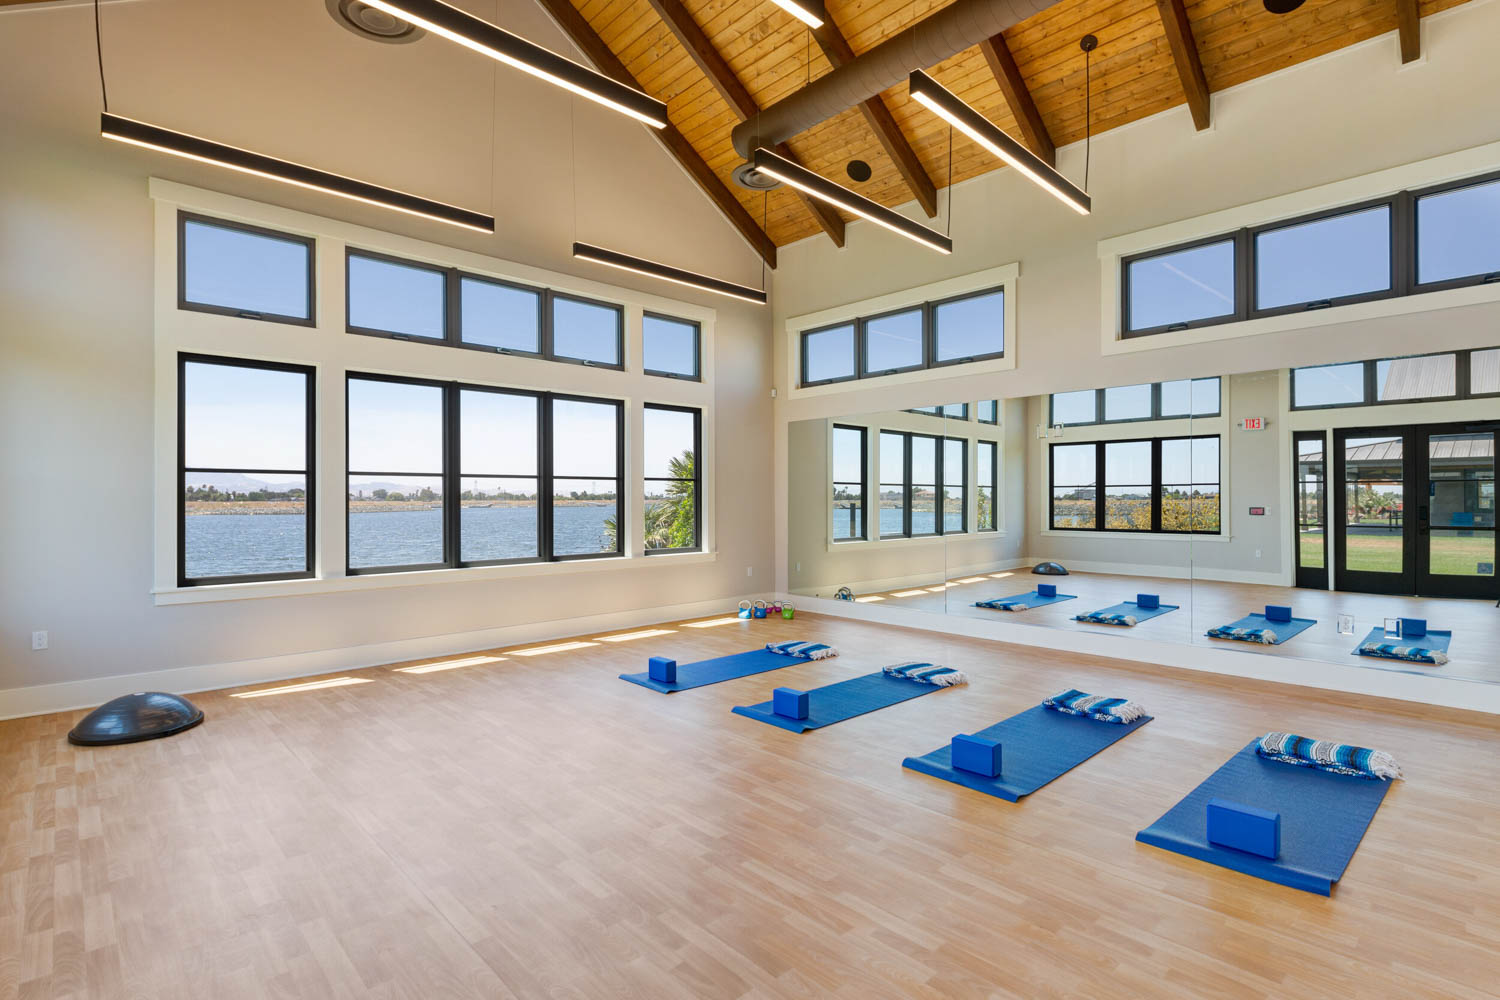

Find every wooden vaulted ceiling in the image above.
[540,0,1469,262]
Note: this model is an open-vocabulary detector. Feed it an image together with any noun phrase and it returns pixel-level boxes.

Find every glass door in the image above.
[1417,429,1497,599]
[1334,427,1413,595]
[1294,432,1328,589]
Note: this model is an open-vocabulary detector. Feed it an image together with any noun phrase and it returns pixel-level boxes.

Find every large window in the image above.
[976,440,997,532]
[910,434,939,537]
[347,250,446,341]
[179,213,313,325]
[1049,436,1221,533]
[798,286,1005,386]
[643,313,700,380]
[832,425,866,541]
[1291,348,1500,410]
[179,355,314,585]
[460,275,541,355]
[943,437,966,533]
[977,400,998,425]
[346,375,624,572]
[878,431,907,540]
[642,404,700,553]
[1123,170,1500,338]
[878,431,965,538]
[1050,378,1221,426]
[551,294,623,368]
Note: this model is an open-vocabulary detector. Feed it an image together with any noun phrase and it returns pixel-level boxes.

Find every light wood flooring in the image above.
[3,612,1498,998]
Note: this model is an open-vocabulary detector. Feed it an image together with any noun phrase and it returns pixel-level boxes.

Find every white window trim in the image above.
[785,263,1019,401]
[152,180,716,603]
[1097,138,1500,355]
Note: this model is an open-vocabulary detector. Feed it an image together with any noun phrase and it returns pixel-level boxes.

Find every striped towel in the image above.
[1257,732,1403,781]
[1073,612,1138,627]
[1357,641,1449,665]
[766,640,837,661]
[1207,625,1278,644]
[975,599,1024,611]
[1043,688,1148,724]
[882,662,968,687]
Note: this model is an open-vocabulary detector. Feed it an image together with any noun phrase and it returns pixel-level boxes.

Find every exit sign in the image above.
[1242,417,1266,431]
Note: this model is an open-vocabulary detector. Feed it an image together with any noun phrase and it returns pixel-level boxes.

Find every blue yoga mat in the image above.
[619,649,797,693]
[975,591,1077,611]
[1074,601,1179,626]
[903,705,1152,801]
[731,672,951,732]
[1135,740,1392,895]
[1208,613,1316,644]
[1352,627,1452,664]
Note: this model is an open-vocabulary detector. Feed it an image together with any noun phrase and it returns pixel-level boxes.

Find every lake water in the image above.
[183,505,615,578]
[832,507,952,540]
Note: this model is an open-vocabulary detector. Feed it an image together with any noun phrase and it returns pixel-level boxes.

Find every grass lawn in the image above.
[1308,531,1496,575]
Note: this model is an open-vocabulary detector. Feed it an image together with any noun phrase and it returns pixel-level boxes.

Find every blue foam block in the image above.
[904,706,1151,801]
[1400,618,1426,638]
[1136,593,1160,610]
[952,734,1003,777]
[1209,613,1316,645]
[647,657,677,684]
[1037,583,1058,598]
[620,648,801,693]
[1265,605,1293,623]
[733,671,951,733]
[772,687,809,720]
[1207,798,1281,859]
[1136,741,1391,895]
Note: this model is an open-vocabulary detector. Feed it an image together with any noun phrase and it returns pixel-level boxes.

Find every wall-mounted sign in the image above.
[1241,417,1266,431]
[1248,506,1266,516]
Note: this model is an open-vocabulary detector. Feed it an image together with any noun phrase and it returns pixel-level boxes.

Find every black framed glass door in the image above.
[1294,431,1328,589]
[1420,429,1496,599]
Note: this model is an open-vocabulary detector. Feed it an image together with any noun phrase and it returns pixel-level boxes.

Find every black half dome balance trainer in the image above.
[68,692,204,746]
[1032,562,1070,576]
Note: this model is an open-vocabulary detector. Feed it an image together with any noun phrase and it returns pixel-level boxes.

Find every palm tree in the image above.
[603,451,696,550]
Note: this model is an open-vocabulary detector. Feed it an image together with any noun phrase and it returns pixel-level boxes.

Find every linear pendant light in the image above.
[768,0,825,29]
[573,243,767,304]
[360,0,668,128]
[101,114,495,232]
[750,147,952,254]
[908,70,1091,216]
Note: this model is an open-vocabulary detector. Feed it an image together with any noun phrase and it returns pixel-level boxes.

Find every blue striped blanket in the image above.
[1206,625,1277,644]
[882,662,968,687]
[1073,612,1138,627]
[975,599,1024,611]
[1257,732,1403,780]
[765,640,837,661]
[1042,688,1148,724]
[1357,640,1448,665]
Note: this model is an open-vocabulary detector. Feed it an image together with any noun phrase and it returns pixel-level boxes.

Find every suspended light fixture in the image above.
[749,147,952,254]
[100,114,495,233]
[359,0,669,128]
[768,0,825,29]
[907,69,1090,216]
[573,243,768,304]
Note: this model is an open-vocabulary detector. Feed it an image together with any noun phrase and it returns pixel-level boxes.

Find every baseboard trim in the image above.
[0,595,767,722]
[1041,557,1288,587]
[785,593,1500,715]
[797,558,1032,598]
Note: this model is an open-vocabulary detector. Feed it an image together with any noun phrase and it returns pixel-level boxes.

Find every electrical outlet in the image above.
[1255,549,1262,559]
[795,561,801,573]
[745,566,753,578]
[31,631,48,650]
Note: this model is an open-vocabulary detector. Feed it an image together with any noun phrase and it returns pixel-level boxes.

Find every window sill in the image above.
[153,549,717,605]
[826,531,1007,554]
[1039,529,1232,542]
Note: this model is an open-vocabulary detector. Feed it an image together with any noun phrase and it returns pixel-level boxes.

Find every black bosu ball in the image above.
[68,692,204,746]
[1032,561,1070,576]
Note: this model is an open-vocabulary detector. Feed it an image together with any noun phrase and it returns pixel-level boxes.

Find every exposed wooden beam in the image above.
[642,0,844,247]
[531,0,777,268]
[1153,0,1211,131]
[1396,0,1421,63]
[977,32,1055,167]
[810,22,940,219]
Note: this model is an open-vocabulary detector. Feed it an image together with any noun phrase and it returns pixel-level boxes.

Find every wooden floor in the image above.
[3,613,1499,999]
[820,570,1500,683]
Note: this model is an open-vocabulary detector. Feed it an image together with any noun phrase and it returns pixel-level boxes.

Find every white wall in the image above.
[0,0,774,713]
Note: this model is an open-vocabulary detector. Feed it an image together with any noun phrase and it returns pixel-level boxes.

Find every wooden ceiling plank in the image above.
[530,0,777,268]
[1396,0,1421,62]
[1153,0,1211,130]
[977,31,1057,165]
[642,0,844,246]
[810,19,940,218]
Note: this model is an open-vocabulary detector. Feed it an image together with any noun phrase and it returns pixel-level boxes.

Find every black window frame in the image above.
[877,429,962,539]
[1121,231,1247,338]
[1249,196,1403,317]
[859,305,926,378]
[177,211,316,327]
[1410,168,1500,294]
[977,400,999,425]
[178,353,316,587]
[1047,435,1222,535]
[831,424,867,543]
[1048,378,1223,427]
[976,439,998,532]
[548,291,625,371]
[345,373,626,575]
[800,321,859,387]
[1289,348,1500,411]
[345,247,450,343]
[458,272,545,358]
[930,285,1007,368]
[942,435,968,535]
[642,402,702,555]
[642,312,702,381]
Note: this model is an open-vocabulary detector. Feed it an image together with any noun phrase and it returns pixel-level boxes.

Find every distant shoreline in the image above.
[185,500,613,515]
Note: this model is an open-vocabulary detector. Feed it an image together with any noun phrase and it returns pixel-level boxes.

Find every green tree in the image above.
[604,451,696,550]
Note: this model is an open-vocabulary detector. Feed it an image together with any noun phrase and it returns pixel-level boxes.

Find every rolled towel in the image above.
[975,599,1023,611]
[1074,612,1138,627]
[1357,641,1449,665]
[1207,625,1278,644]
[882,662,968,687]
[1043,688,1148,724]
[765,640,837,661]
[1256,732,1403,780]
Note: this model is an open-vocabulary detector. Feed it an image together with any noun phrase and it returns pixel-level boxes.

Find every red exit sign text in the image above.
[1241,417,1265,431]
